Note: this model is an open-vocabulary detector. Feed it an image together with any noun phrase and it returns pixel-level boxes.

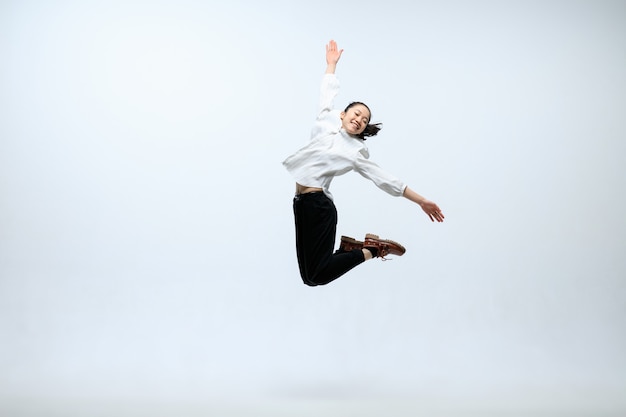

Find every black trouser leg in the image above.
[293,192,365,286]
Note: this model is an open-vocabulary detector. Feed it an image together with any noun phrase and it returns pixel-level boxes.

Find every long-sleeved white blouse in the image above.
[282,74,406,201]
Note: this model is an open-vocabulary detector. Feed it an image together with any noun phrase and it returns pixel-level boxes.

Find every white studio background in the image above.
[1,1,625,416]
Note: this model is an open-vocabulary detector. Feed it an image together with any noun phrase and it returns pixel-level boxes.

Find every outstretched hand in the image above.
[326,40,343,66]
[420,200,445,222]
[402,187,445,223]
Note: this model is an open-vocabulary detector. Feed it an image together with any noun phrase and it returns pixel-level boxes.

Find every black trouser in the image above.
[292,191,365,286]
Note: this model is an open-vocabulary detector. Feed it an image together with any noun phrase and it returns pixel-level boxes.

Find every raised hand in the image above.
[325,40,343,73]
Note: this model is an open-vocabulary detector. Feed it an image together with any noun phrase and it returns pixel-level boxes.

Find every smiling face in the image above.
[340,103,371,136]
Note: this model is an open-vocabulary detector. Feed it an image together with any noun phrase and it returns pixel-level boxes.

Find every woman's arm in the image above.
[310,40,342,139]
[403,186,445,222]
[325,40,343,74]
[353,158,445,222]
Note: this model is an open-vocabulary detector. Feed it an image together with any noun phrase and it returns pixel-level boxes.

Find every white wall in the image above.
[1,1,625,416]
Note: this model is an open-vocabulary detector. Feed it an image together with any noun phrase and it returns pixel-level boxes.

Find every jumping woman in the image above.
[283,40,444,287]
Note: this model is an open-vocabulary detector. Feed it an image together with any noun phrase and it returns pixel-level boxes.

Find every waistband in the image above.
[293,190,327,201]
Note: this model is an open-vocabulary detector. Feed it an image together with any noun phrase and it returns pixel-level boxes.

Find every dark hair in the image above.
[344,101,382,140]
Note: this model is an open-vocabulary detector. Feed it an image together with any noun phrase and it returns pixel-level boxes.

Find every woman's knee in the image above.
[301,272,328,287]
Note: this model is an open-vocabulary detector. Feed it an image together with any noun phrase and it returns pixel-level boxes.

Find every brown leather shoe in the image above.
[339,235,363,252]
[363,233,406,259]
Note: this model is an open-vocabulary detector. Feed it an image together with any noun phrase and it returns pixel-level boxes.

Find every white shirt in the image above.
[283,74,407,201]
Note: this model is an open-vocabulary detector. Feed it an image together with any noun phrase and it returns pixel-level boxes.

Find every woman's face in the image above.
[340,104,370,136]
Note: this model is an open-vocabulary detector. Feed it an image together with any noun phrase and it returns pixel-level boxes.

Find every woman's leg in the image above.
[293,192,365,286]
